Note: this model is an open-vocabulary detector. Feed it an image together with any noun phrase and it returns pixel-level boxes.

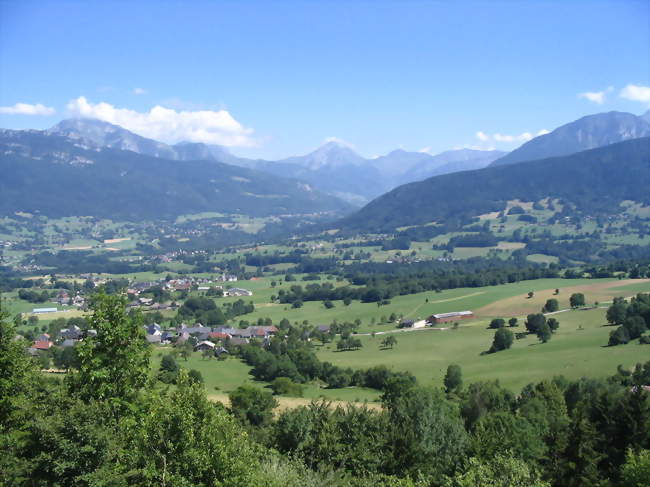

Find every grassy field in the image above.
[235,278,648,334]
[145,278,649,399]
[315,306,650,392]
[151,348,381,403]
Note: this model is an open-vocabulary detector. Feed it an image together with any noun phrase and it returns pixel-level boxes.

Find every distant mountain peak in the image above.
[491,110,650,167]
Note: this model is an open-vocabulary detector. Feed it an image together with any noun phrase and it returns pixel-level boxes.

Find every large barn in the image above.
[428,311,474,324]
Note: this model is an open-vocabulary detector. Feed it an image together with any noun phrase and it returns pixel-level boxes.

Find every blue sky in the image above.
[1,0,648,159]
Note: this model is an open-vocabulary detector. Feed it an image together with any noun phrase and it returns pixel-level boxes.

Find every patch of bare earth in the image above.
[475,279,650,318]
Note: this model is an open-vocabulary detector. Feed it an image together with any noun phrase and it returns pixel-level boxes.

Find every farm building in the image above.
[428,311,474,324]
[32,307,57,314]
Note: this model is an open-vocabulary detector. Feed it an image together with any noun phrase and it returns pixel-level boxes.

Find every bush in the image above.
[609,326,630,346]
[543,299,559,313]
[489,318,506,329]
[489,328,514,353]
[270,377,304,397]
[188,369,204,384]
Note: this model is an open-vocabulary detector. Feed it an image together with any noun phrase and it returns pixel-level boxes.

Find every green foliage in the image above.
[271,377,305,397]
[460,380,515,431]
[543,298,559,313]
[274,401,388,476]
[472,412,546,464]
[444,364,462,393]
[107,376,272,486]
[385,387,469,480]
[70,292,151,403]
[558,405,604,487]
[442,454,550,487]
[610,326,631,346]
[570,292,586,308]
[526,313,547,334]
[0,302,36,426]
[620,449,650,487]
[489,328,514,353]
[187,368,204,384]
[229,385,278,427]
[537,321,552,343]
[489,318,505,329]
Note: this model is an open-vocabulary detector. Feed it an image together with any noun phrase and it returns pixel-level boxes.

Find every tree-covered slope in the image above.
[0,130,350,220]
[337,137,650,232]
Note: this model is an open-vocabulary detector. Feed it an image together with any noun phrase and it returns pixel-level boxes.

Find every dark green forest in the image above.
[339,138,650,232]
[0,131,349,220]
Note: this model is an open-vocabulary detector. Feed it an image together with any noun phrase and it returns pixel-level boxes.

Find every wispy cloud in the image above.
[66,96,256,147]
[475,129,549,145]
[620,84,650,103]
[323,136,355,148]
[132,87,147,95]
[0,102,55,116]
[578,86,613,104]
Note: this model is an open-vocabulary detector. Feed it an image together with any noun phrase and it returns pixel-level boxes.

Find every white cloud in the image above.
[475,129,549,145]
[323,136,355,148]
[419,147,431,154]
[475,131,489,142]
[66,96,255,147]
[132,87,147,95]
[620,84,650,103]
[0,102,55,115]
[578,86,613,104]
[579,91,605,104]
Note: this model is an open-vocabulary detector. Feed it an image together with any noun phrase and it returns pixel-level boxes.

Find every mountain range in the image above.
[0,129,350,220]
[490,110,650,166]
[46,119,507,204]
[2,109,649,224]
[339,137,650,233]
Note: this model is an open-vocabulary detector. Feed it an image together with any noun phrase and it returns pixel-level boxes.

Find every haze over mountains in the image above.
[1,109,649,224]
[0,128,350,220]
[490,110,650,166]
[339,137,650,233]
[46,119,506,204]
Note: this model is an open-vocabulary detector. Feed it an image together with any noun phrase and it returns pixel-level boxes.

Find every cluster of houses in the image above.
[144,322,278,354]
[27,324,97,355]
[55,290,86,307]
[127,275,244,297]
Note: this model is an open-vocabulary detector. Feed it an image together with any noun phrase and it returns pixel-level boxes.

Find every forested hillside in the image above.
[0,130,350,220]
[338,137,650,232]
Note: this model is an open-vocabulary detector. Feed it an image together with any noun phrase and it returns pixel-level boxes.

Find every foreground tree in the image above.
[442,454,549,487]
[70,293,150,404]
[229,385,278,427]
[620,449,650,487]
[444,364,463,394]
[386,387,469,480]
